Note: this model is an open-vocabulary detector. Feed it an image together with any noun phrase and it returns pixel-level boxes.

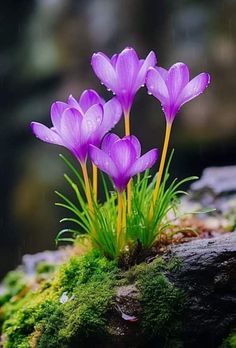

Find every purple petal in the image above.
[116,47,139,91]
[50,101,68,131]
[146,67,169,104]
[157,67,168,81]
[110,138,137,174]
[91,52,117,91]
[67,94,78,106]
[83,104,103,138]
[67,95,84,114]
[101,133,120,155]
[135,51,157,88]
[97,97,122,139]
[79,89,105,113]
[166,63,189,100]
[129,149,158,177]
[60,108,83,147]
[178,72,210,107]
[31,122,64,145]
[124,135,141,159]
[89,145,117,178]
[111,53,118,67]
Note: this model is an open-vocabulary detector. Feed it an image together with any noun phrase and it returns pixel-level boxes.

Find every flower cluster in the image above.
[31,47,210,257]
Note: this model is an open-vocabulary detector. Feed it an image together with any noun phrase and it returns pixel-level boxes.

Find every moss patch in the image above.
[0,270,27,306]
[1,250,118,348]
[221,331,236,348]
[0,251,185,348]
[136,257,185,346]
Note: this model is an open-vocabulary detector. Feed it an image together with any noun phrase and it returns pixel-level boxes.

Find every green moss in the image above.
[1,251,185,348]
[0,270,27,306]
[35,262,56,275]
[1,250,118,348]
[221,331,236,348]
[58,249,117,293]
[136,257,185,346]
[229,333,236,347]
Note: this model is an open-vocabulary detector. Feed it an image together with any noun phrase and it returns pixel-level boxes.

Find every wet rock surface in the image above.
[190,165,236,213]
[166,232,236,348]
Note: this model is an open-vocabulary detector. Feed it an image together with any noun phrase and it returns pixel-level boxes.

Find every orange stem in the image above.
[81,163,93,214]
[92,163,98,202]
[117,192,123,250]
[124,111,132,216]
[149,122,172,219]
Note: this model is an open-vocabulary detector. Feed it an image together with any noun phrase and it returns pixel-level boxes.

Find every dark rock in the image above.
[191,166,236,197]
[165,232,236,348]
[190,166,236,211]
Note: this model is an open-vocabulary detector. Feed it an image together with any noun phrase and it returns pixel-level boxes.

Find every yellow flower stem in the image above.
[124,111,132,216]
[149,122,172,219]
[117,191,123,249]
[92,163,98,202]
[122,192,127,234]
[124,111,130,136]
[81,163,94,215]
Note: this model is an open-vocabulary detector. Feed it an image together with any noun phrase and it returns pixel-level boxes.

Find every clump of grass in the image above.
[56,151,198,260]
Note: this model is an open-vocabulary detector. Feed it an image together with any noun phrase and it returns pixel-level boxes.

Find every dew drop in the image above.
[60,292,69,304]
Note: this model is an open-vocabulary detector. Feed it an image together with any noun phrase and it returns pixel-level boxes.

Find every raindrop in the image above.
[60,292,69,304]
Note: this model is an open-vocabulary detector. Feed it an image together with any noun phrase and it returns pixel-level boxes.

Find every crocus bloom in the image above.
[91,47,157,114]
[146,62,210,124]
[89,133,158,192]
[31,90,122,163]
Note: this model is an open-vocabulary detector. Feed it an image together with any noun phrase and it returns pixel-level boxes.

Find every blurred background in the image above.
[0,0,235,277]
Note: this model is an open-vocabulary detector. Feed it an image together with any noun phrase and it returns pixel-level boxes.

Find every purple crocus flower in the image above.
[146,62,210,124]
[31,90,122,163]
[91,47,157,114]
[89,133,158,192]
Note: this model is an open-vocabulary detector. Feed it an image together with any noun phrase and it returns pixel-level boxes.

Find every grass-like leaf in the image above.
[55,152,205,259]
